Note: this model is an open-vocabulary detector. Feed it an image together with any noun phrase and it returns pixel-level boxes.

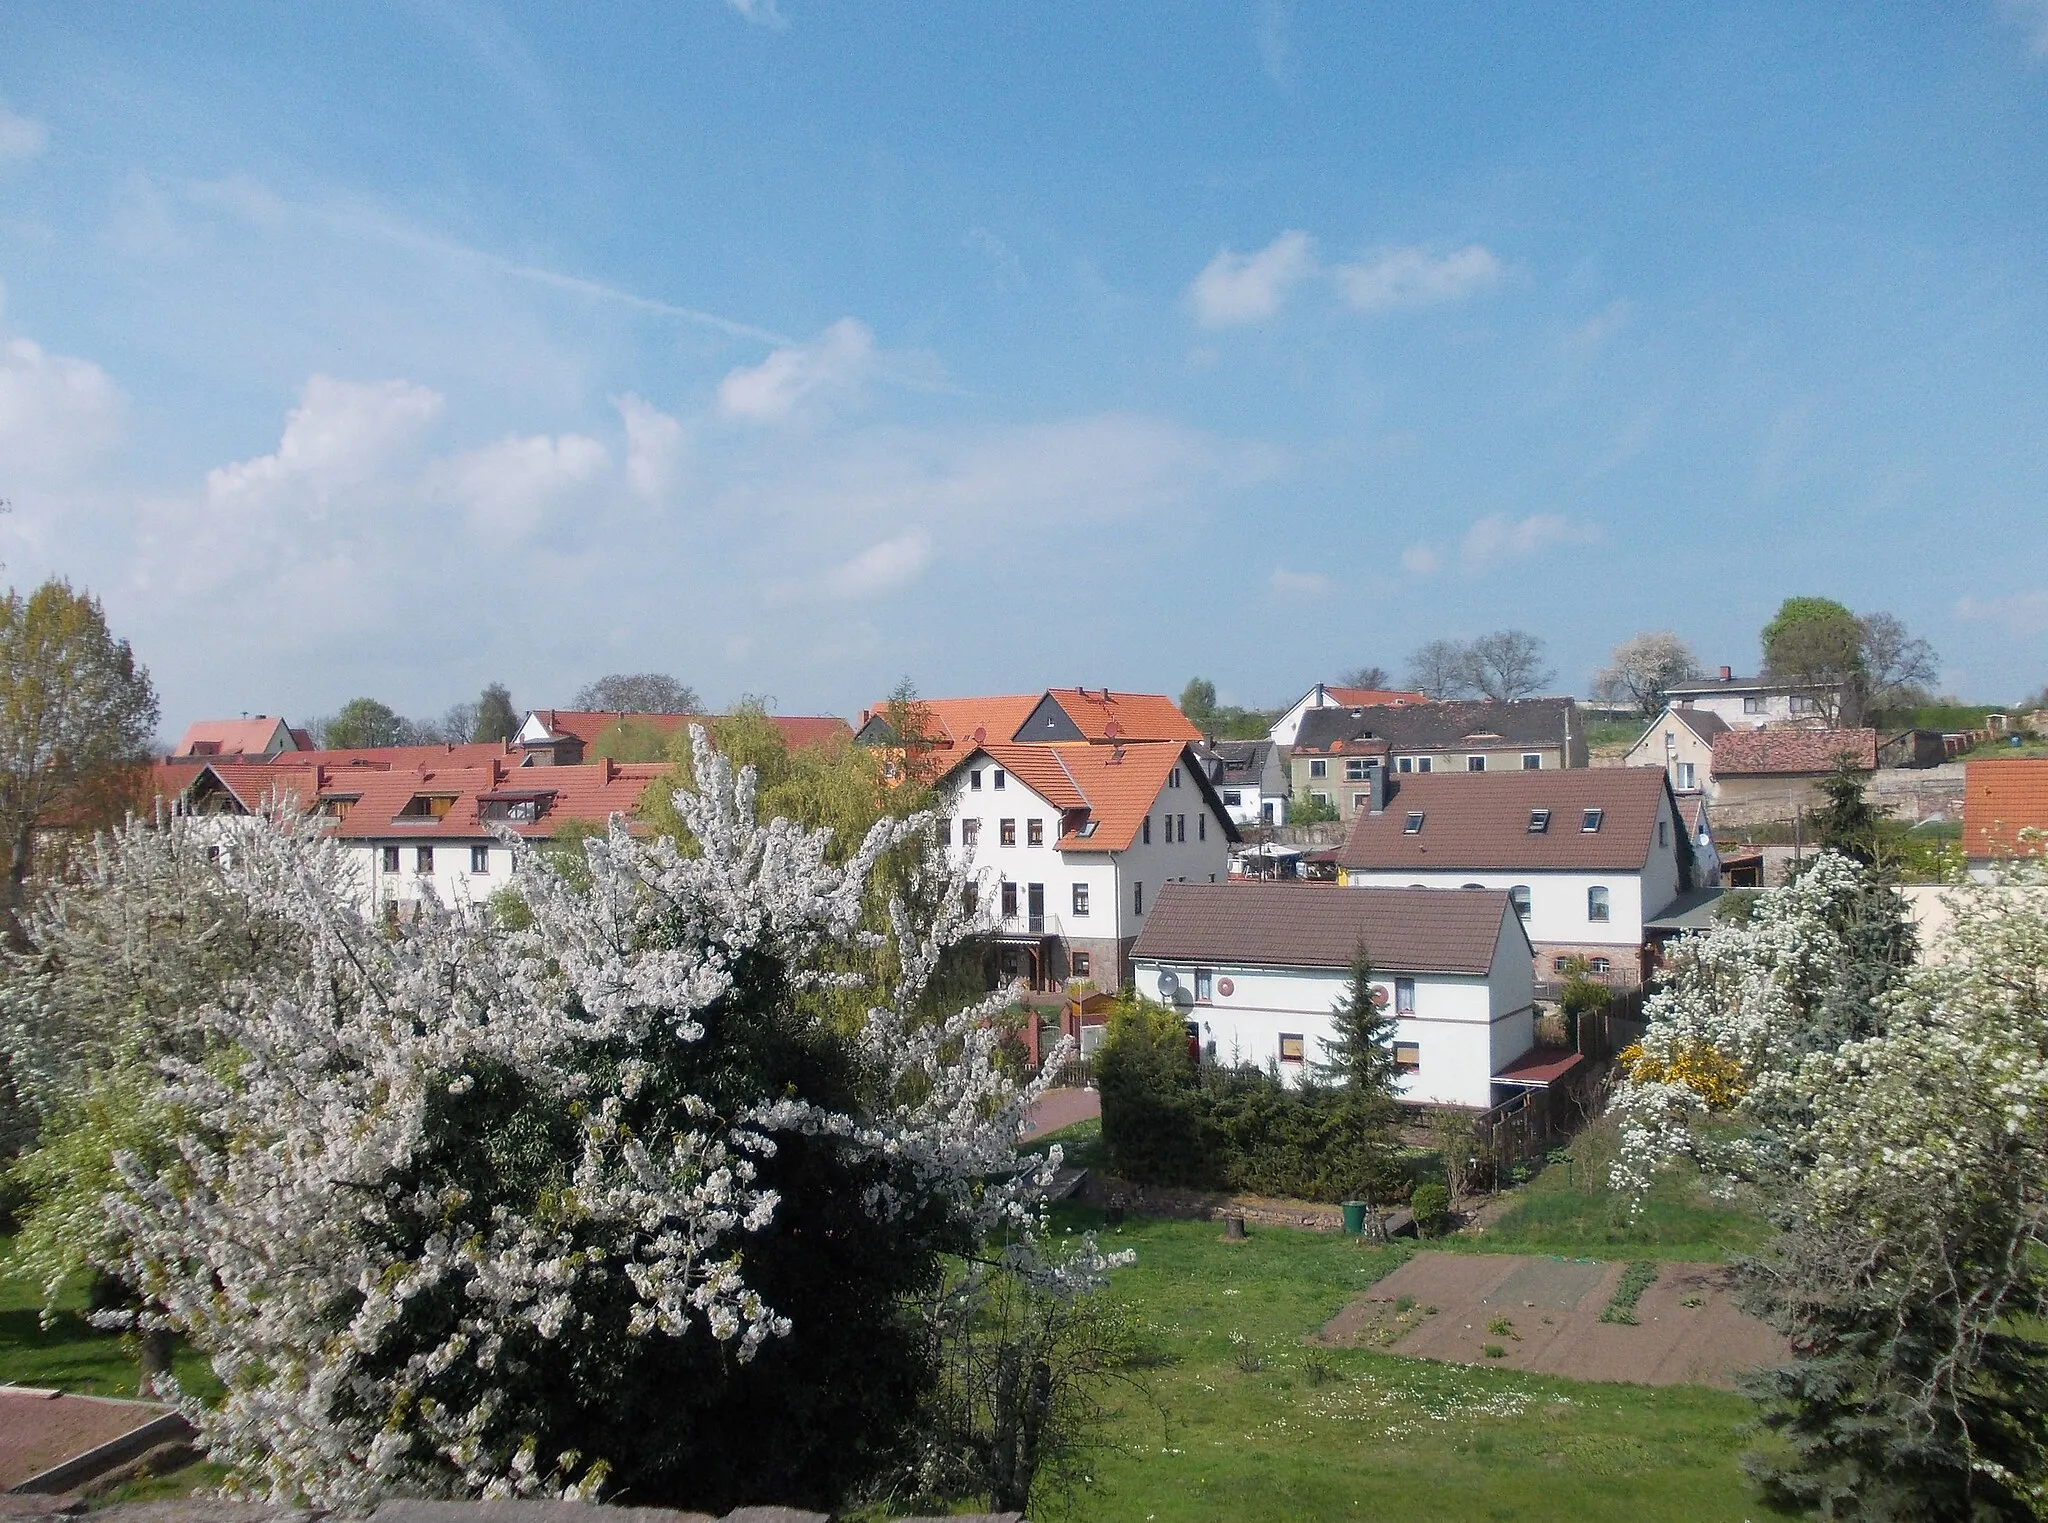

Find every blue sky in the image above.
[2,2,2045,731]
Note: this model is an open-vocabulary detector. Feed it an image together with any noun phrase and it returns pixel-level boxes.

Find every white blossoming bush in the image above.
[1612,851,2048,1512]
[91,732,1086,1512]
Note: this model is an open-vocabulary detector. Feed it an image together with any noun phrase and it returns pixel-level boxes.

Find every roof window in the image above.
[1581,807,1604,833]
[1403,811,1425,834]
[1528,808,1550,833]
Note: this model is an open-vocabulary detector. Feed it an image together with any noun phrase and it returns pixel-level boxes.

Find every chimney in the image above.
[1369,767,1389,815]
[1719,666,1732,682]
[604,758,618,782]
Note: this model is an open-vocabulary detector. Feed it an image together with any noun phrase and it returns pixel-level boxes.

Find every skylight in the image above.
[1582,807,1604,832]
[1403,811,1425,834]
[1528,808,1550,833]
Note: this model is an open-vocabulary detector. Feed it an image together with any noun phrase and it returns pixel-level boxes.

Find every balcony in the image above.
[993,910,1064,940]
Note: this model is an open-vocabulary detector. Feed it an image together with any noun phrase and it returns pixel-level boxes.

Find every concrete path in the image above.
[1020,1086,1098,1143]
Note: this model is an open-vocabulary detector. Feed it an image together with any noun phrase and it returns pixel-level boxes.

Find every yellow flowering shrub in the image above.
[1620,1039,1746,1109]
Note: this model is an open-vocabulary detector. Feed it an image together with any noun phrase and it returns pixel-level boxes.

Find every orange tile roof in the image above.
[937,739,1226,853]
[523,710,851,750]
[1041,688,1202,743]
[326,759,668,841]
[1322,686,1427,707]
[897,695,1047,749]
[1964,758,2048,861]
[173,717,299,756]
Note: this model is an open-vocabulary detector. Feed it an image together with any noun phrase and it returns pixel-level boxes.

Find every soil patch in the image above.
[1319,1251,1789,1389]
[0,1386,183,1490]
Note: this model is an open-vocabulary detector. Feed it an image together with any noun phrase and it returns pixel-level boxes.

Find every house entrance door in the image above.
[1027,882,1045,933]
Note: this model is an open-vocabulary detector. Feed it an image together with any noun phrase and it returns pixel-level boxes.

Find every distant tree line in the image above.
[307,672,703,750]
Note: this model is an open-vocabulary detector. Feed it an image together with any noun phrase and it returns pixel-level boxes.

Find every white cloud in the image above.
[1459,512,1600,569]
[1269,567,1329,596]
[206,375,444,511]
[1186,230,1318,326]
[1564,298,1633,358]
[0,101,47,165]
[1956,590,2048,637]
[717,317,876,424]
[0,335,126,481]
[1999,0,2048,57]
[822,529,933,599]
[1400,543,1442,578]
[964,226,1025,289]
[614,393,687,500]
[724,0,788,29]
[1333,244,1504,313]
[443,432,609,538]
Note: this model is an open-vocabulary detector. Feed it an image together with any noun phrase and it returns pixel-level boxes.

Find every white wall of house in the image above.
[1624,711,1719,795]
[1215,782,1286,827]
[1674,689,1828,729]
[1131,916,1534,1109]
[357,839,520,915]
[937,759,1231,946]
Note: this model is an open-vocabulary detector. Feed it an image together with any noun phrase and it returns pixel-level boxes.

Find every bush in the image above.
[1098,999,1404,1203]
[1410,1182,1451,1237]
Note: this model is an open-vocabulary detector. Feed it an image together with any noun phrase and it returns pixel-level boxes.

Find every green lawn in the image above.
[1449,1121,1771,1263]
[1050,1204,1788,1523]
[0,1235,214,1398]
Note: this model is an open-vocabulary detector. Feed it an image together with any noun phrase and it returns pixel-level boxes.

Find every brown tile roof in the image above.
[522,711,850,750]
[1964,758,2048,861]
[1130,881,1517,975]
[1336,768,1673,873]
[1294,698,1578,755]
[1710,727,1877,778]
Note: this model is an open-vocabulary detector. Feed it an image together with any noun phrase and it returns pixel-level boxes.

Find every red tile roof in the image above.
[1336,768,1673,873]
[522,711,850,750]
[287,742,517,770]
[1710,727,1877,778]
[325,759,668,841]
[1964,758,2048,862]
[1131,881,1516,974]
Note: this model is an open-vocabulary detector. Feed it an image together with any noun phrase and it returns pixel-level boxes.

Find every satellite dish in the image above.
[1157,970,1180,999]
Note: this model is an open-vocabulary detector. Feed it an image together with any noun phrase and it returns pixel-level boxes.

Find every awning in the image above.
[1494,1046,1584,1088]
[1644,887,1725,934]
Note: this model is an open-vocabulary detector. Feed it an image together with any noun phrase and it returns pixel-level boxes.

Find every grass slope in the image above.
[1456,1122,1769,1263]
[1049,1204,1787,1522]
[0,1235,213,1398]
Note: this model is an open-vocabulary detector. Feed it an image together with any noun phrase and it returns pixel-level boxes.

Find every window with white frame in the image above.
[470,845,489,874]
[993,769,1007,790]
[970,769,983,790]
[1000,819,1017,846]
[1589,956,1611,975]
[1346,758,1368,781]
[1395,977,1415,1013]
[1467,755,1486,772]
[1510,885,1531,919]
[1028,818,1044,847]
[1522,753,1542,770]
[1393,1041,1420,1072]
[416,846,434,873]
[1675,761,1696,790]
[1416,756,1433,773]
[1309,758,1327,778]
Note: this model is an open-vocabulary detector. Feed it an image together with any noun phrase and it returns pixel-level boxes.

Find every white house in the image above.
[1267,682,1427,748]
[934,740,1238,992]
[1623,703,1729,795]
[1664,667,1845,729]
[1129,881,1542,1110]
[1195,738,1290,827]
[1335,768,1695,988]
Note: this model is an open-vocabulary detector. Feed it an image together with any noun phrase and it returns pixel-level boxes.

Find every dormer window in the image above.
[1528,809,1550,833]
[1403,811,1425,834]
[399,794,457,820]
[1582,807,1604,833]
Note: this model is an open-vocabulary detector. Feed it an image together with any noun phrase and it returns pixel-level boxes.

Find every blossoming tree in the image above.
[1610,852,2048,1514]
[49,733,1103,1512]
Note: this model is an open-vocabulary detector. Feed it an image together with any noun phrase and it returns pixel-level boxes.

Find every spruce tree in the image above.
[1315,943,1399,1098]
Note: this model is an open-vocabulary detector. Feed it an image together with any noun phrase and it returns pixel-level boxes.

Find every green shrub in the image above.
[1096,997,1211,1186]
[1410,1182,1451,1236]
[1600,1260,1659,1325]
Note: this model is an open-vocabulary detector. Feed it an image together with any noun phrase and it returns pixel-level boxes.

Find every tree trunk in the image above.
[4,821,35,950]
[993,1359,1052,1514]
[138,1329,174,1397]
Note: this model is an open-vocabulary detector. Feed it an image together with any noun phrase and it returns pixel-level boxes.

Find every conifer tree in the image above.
[1314,943,1399,1099]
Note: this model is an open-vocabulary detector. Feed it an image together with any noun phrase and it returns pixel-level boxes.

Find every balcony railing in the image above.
[994,910,1064,939]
